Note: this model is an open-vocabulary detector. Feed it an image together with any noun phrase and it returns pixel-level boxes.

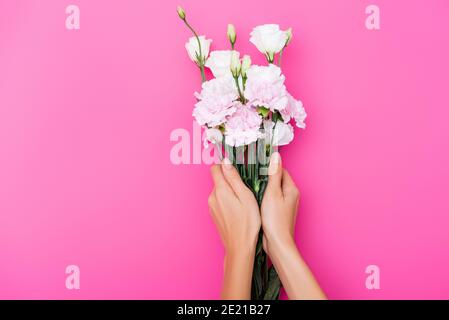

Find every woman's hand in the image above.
[208,158,261,299]
[261,152,299,255]
[209,158,261,255]
[261,152,327,300]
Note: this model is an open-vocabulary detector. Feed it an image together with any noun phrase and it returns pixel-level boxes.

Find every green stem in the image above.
[277,48,284,67]
[183,19,206,82]
[234,76,245,102]
[200,66,206,82]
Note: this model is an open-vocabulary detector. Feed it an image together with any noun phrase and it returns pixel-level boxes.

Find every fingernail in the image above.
[222,157,233,170]
[268,152,281,175]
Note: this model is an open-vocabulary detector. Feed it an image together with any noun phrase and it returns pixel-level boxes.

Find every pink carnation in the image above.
[281,93,307,129]
[224,103,263,147]
[193,75,238,127]
[244,64,288,112]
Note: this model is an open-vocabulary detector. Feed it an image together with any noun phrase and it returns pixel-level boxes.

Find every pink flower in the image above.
[281,93,307,129]
[244,64,288,112]
[225,103,263,147]
[193,75,238,127]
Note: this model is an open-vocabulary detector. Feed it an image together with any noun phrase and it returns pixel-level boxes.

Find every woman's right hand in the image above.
[261,152,326,300]
[261,152,300,255]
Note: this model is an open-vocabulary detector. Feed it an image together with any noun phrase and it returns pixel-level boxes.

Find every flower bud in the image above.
[227,24,236,45]
[285,28,293,46]
[241,55,251,77]
[177,6,186,20]
[230,51,241,77]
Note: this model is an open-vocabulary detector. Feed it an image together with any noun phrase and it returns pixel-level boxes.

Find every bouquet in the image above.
[177,7,307,300]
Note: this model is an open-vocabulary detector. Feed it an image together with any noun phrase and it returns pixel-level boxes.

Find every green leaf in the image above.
[251,253,263,299]
[253,179,260,193]
[272,111,284,123]
[255,230,263,256]
[257,106,270,118]
[263,266,282,300]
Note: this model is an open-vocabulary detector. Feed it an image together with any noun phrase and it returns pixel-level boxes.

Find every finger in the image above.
[210,164,229,189]
[221,158,247,197]
[266,152,283,195]
[282,169,300,199]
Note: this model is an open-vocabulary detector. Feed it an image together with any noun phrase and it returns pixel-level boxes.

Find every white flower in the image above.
[250,24,288,62]
[225,103,263,147]
[193,75,238,127]
[281,93,307,129]
[263,120,294,146]
[205,50,237,78]
[203,128,223,148]
[185,36,212,65]
[244,64,288,112]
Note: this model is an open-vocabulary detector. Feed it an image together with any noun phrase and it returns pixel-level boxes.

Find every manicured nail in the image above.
[222,157,233,170]
[268,152,281,175]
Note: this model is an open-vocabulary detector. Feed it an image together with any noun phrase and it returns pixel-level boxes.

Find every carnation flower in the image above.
[193,75,239,127]
[224,103,263,147]
[244,64,288,112]
[263,120,294,146]
[281,93,307,129]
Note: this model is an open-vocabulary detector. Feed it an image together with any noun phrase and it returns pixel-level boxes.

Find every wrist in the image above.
[227,231,258,258]
[227,243,256,261]
[224,248,256,276]
[265,233,298,259]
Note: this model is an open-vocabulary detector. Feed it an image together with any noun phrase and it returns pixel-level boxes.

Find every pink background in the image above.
[1,0,449,299]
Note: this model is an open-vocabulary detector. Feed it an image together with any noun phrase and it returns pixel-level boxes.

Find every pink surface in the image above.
[1,0,449,299]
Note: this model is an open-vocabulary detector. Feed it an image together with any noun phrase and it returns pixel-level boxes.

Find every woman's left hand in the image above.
[208,158,261,299]
[208,158,261,256]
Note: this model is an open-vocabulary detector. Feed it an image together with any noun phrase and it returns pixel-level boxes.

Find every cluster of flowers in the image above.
[178,7,306,152]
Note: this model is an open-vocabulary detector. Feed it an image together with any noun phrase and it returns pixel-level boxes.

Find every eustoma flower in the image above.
[185,36,212,65]
[263,120,294,146]
[205,50,237,78]
[250,24,288,63]
[204,128,223,148]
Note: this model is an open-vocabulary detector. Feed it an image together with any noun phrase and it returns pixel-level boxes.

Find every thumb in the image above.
[266,152,282,194]
[221,158,247,196]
